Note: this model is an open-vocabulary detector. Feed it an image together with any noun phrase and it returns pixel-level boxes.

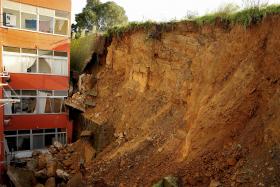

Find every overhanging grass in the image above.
[196,4,280,27]
[106,4,280,38]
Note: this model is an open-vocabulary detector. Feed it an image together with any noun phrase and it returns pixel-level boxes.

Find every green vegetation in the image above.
[106,4,280,39]
[71,34,97,72]
[72,0,128,36]
[195,4,280,26]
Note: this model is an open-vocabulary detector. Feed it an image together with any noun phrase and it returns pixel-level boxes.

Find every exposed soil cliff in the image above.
[70,15,280,186]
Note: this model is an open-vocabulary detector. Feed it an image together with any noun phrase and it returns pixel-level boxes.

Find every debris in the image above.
[45,177,56,187]
[56,169,70,180]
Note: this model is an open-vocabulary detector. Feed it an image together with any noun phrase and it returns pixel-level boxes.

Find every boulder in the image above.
[84,143,96,163]
[34,184,44,187]
[67,173,83,187]
[45,177,56,187]
[26,159,38,170]
[35,169,48,180]
[56,169,70,181]
[53,141,63,149]
[7,166,37,187]
[47,161,58,177]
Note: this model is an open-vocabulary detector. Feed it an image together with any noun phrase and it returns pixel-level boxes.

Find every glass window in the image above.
[4,131,17,135]
[21,55,37,73]
[45,134,55,147]
[39,57,52,74]
[18,136,30,151]
[21,12,37,31]
[32,129,44,134]
[33,135,44,149]
[45,129,56,133]
[22,98,37,113]
[3,51,21,73]
[18,130,30,134]
[39,15,53,33]
[6,137,17,152]
[54,51,67,57]
[53,98,63,113]
[53,58,68,76]
[55,10,70,19]
[22,90,37,96]
[3,46,20,53]
[3,9,20,28]
[39,50,53,56]
[22,48,37,54]
[55,19,68,35]
[12,98,21,113]
[53,91,68,96]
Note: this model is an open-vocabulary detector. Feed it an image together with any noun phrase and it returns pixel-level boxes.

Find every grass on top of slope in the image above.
[106,4,280,38]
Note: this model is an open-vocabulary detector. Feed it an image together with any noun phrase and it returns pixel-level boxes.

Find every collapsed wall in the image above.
[73,15,280,186]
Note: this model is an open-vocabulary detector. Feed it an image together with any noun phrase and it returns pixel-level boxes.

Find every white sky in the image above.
[72,0,280,23]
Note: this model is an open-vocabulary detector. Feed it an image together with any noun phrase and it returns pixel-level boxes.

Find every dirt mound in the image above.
[69,15,280,186]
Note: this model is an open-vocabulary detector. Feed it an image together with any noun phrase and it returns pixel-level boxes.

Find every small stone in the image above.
[267,167,274,171]
[209,180,221,187]
[227,158,237,166]
[45,177,56,187]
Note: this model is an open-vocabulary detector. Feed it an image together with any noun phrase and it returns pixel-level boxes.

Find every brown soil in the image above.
[70,15,280,186]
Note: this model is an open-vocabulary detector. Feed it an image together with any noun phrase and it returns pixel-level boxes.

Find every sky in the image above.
[71,0,280,23]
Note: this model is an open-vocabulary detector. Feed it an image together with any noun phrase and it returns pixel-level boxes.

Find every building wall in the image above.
[0,0,72,173]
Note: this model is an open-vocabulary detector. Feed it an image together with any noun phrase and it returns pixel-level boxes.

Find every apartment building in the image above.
[0,0,72,173]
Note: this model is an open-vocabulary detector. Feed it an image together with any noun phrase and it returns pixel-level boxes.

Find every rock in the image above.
[227,158,237,166]
[7,166,37,187]
[53,141,63,149]
[45,177,56,187]
[26,159,38,170]
[47,161,58,177]
[67,173,83,187]
[209,180,221,187]
[84,143,96,163]
[35,169,48,180]
[34,184,44,187]
[152,176,178,187]
[80,131,92,137]
[37,154,52,170]
[62,159,72,168]
[56,169,70,180]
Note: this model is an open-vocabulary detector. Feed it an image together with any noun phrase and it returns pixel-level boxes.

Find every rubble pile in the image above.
[15,140,96,187]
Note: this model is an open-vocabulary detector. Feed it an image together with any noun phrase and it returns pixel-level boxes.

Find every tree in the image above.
[242,0,269,8]
[73,0,128,33]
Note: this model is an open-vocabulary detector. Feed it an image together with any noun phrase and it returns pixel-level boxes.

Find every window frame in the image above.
[4,128,67,151]
[4,89,68,115]
[2,46,69,76]
[1,0,70,37]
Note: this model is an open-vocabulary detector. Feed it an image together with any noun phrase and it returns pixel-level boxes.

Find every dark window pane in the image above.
[33,135,44,149]
[54,51,67,57]
[22,90,37,96]
[32,129,44,134]
[3,46,20,53]
[4,131,17,135]
[18,130,30,134]
[39,50,53,56]
[22,98,36,113]
[6,137,17,152]
[45,129,55,133]
[18,136,30,151]
[45,134,55,147]
[22,48,37,54]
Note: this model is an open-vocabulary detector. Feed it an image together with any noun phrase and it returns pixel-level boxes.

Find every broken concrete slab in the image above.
[85,100,96,107]
[7,166,37,187]
[80,130,93,137]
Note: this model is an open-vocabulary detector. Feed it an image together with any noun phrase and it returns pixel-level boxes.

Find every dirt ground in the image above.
[65,15,280,186]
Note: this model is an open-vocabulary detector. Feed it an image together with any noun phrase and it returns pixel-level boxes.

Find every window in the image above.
[4,90,68,115]
[39,50,53,74]
[2,47,68,76]
[21,4,37,31]
[39,8,54,33]
[3,47,21,73]
[4,128,67,151]
[21,48,37,73]
[21,12,37,30]
[2,0,70,36]
[54,19,68,35]
[3,0,20,28]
